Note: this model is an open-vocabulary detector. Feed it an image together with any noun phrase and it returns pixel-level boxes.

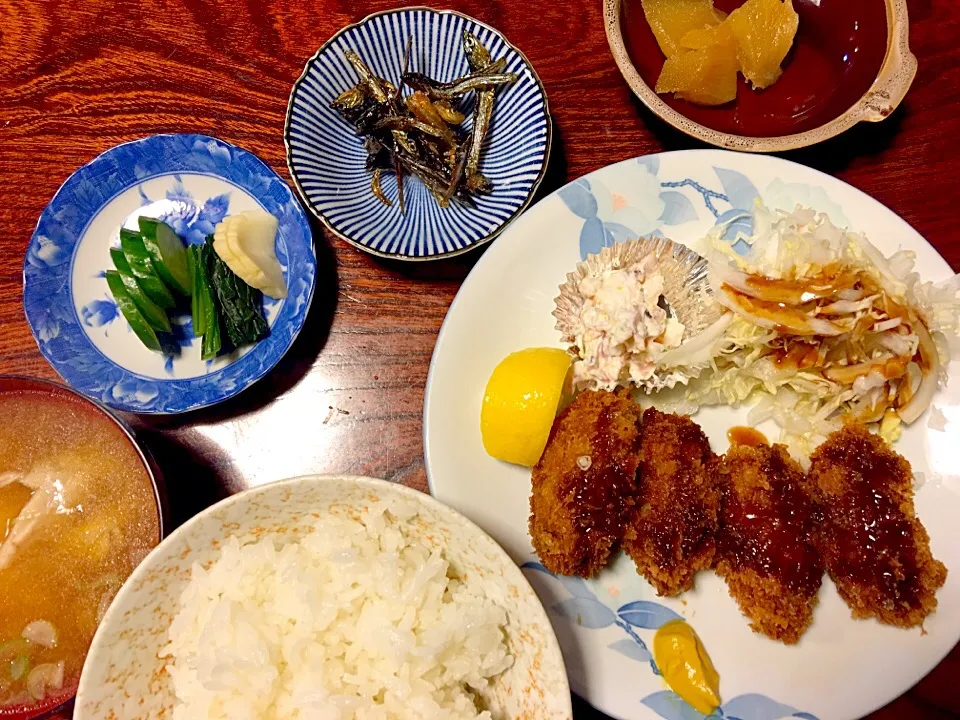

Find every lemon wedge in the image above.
[480,348,572,467]
[213,211,287,299]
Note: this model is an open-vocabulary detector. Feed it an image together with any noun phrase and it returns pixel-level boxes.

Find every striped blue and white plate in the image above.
[284,7,551,260]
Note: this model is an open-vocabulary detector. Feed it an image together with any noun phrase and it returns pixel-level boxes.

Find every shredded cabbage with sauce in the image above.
[685,203,960,458]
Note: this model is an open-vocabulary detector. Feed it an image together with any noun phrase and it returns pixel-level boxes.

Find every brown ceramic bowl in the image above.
[604,0,916,151]
[0,376,164,720]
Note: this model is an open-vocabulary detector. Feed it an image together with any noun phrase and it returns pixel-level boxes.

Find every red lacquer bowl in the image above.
[604,0,916,151]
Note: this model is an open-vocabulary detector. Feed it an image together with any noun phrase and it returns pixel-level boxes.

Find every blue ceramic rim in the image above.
[283,5,553,262]
[22,133,317,415]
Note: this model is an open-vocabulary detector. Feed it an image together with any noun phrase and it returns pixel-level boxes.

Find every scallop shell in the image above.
[553,236,724,393]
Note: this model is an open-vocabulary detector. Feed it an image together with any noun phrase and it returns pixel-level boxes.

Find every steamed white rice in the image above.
[161,501,513,720]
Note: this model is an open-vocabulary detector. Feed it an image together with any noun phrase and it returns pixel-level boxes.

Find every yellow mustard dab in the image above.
[653,619,721,715]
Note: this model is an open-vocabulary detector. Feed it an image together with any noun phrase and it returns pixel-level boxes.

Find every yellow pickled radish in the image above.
[213,211,287,299]
[480,348,572,467]
[653,619,721,715]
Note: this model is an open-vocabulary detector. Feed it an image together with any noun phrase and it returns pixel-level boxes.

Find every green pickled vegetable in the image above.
[109,248,171,333]
[207,236,268,348]
[188,245,206,337]
[196,242,222,360]
[118,230,176,308]
[0,638,29,663]
[105,271,162,351]
[138,217,191,295]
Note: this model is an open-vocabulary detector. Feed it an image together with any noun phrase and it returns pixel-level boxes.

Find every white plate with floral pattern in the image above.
[424,149,960,720]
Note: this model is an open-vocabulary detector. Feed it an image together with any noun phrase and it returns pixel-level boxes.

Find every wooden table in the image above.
[2,1,958,717]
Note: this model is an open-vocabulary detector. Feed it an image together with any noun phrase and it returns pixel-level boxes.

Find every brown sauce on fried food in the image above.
[727,426,769,448]
[714,444,823,643]
[808,425,947,627]
[624,410,719,597]
[529,390,643,578]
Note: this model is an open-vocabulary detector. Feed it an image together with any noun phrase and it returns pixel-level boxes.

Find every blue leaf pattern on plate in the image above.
[559,179,599,219]
[22,133,316,414]
[618,600,684,629]
[721,694,803,720]
[713,167,760,211]
[564,157,797,261]
[608,637,652,663]
[642,690,709,720]
[603,221,637,245]
[763,178,849,228]
[659,191,698,225]
[716,207,751,225]
[580,216,611,257]
[164,314,197,359]
[110,379,160,407]
[520,562,596,600]
[520,561,552,575]
[638,155,661,175]
[154,188,232,246]
[552,597,616,629]
[80,299,118,328]
[166,176,193,203]
[522,557,818,720]
[559,576,599,601]
[715,208,754,247]
[26,235,71,268]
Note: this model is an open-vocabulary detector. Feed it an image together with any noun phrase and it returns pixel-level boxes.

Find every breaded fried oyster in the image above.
[714,443,823,644]
[808,424,947,627]
[529,389,643,578]
[624,409,719,596]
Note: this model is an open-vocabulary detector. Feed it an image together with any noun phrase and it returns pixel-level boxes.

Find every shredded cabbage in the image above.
[685,201,960,455]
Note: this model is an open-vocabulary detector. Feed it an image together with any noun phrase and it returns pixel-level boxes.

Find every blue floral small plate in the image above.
[284,6,551,261]
[23,134,316,414]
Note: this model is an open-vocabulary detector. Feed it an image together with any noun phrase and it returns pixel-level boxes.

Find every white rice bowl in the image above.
[75,476,570,720]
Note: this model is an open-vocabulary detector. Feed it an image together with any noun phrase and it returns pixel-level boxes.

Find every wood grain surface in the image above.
[1,0,959,717]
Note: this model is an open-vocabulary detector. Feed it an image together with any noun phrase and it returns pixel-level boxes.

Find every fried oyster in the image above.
[808,424,947,627]
[714,443,823,643]
[529,389,642,578]
[624,409,719,596]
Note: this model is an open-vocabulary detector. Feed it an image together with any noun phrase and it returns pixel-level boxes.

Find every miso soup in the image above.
[0,382,160,713]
